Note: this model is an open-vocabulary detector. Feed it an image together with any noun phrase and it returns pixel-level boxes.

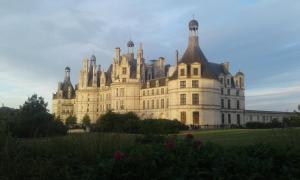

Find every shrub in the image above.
[65,116,77,128]
[284,116,300,127]
[92,111,188,134]
[246,120,283,129]
[139,119,188,134]
[82,114,91,128]
[94,111,140,133]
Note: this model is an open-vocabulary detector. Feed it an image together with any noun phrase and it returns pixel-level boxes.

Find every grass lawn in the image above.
[4,128,300,179]
[180,128,300,146]
[23,128,300,150]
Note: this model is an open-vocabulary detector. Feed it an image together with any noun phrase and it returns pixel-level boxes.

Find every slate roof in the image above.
[170,36,230,80]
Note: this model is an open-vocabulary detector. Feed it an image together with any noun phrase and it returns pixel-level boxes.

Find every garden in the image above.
[1,95,300,179]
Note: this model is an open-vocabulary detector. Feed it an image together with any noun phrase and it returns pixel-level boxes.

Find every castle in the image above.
[52,19,291,127]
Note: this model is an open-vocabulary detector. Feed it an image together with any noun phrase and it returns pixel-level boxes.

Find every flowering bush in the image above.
[185,133,194,141]
[114,150,125,161]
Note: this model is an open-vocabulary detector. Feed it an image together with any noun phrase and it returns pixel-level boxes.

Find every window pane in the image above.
[180,81,186,88]
[192,80,199,88]
[180,94,186,105]
[192,94,199,105]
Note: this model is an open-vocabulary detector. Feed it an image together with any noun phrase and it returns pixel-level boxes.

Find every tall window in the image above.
[151,100,154,109]
[180,81,186,88]
[147,100,149,109]
[221,99,224,108]
[192,94,199,105]
[227,89,230,95]
[228,99,231,109]
[143,100,145,109]
[122,78,126,82]
[222,113,225,124]
[161,99,164,108]
[156,99,159,109]
[180,69,185,76]
[122,67,127,74]
[236,90,240,96]
[221,88,224,95]
[152,89,154,95]
[237,100,240,109]
[120,100,124,110]
[220,78,224,84]
[193,112,200,125]
[193,68,198,75]
[228,114,231,124]
[161,88,164,94]
[180,94,186,105]
[192,80,199,88]
[180,112,186,124]
[237,114,241,125]
[120,88,125,96]
[227,79,230,86]
[166,98,169,108]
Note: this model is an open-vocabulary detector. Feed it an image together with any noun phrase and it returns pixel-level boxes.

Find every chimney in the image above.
[223,62,229,72]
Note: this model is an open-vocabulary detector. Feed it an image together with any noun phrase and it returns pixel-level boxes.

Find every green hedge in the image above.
[246,120,283,129]
[91,111,188,134]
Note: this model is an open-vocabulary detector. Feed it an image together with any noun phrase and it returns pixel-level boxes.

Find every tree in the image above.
[65,116,77,128]
[19,94,48,117]
[10,94,67,137]
[82,114,91,128]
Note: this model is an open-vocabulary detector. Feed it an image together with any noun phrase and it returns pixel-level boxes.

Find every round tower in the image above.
[64,66,70,81]
[127,40,134,53]
[189,19,198,37]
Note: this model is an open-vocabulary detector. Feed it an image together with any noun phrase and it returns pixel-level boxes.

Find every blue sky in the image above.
[0,0,300,112]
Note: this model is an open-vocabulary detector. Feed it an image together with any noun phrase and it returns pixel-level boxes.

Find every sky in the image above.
[0,0,300,112]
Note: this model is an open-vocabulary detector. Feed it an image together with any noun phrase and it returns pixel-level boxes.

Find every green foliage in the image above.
[93,111,188,134]
[65,115,77,128]
[19,94,48,116]
[284,116,300,127]
[82,114,91,127]
[246,119,283,129]
[139,119,188,134]
[94,111,140,133]
[0,94,67,138]
[1,131,299,180]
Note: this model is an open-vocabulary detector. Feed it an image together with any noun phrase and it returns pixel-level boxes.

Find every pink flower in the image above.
[185,133,194,141]
[165,139,176,151]
[114,150,125,161]
[193,139,203,149]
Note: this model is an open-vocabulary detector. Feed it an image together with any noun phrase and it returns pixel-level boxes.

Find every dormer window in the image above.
[180,68,185,76]
[193,68,198,75]
[122,67,127,75]
[220,78,224,84]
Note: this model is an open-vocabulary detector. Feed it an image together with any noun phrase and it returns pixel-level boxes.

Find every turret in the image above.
[137,43,143,79]
[127,40,134,53]
[90,55,97,87]
[64,66,70,81]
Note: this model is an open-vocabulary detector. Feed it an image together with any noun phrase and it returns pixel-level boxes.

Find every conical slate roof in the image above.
[179,36,208,65]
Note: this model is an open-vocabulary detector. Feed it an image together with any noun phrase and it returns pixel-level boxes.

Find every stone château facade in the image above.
[53,18,290,127]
